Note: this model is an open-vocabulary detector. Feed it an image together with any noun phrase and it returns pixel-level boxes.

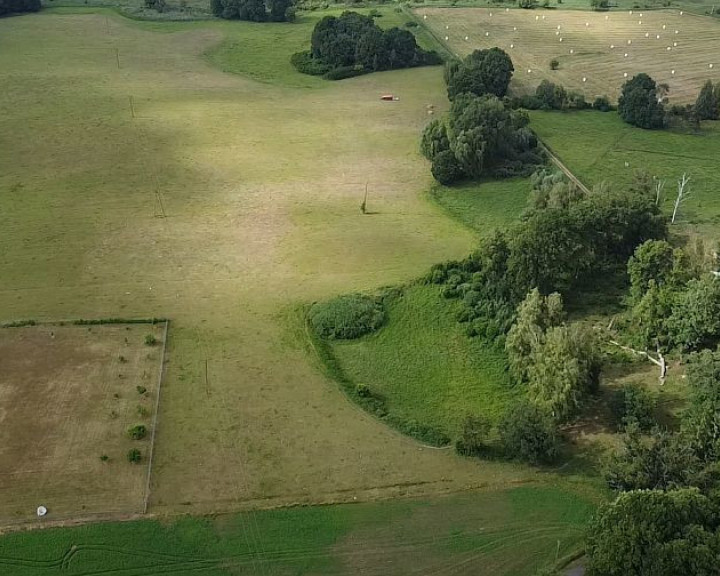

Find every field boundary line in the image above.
[143,319,170,514]
[411,7,594,195]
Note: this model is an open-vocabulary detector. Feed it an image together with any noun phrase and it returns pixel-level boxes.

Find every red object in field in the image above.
[381,94,394,101]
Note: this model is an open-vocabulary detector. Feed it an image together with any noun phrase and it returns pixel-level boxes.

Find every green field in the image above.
[529,110,720,236]
[430,178,532,235]
[0,487,595,576]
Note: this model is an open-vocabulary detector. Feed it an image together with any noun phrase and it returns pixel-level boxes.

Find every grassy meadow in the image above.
[419,7,720,102]
[0,5,591,526]
[330,284,520,440]
[0,486,595,576]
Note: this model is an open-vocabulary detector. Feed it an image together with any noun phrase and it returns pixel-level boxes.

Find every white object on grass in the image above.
[37,506,47,517]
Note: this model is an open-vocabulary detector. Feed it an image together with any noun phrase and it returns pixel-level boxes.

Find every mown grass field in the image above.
[0,5,591,524]
[0,323,163,523]
[529,110,720,236]
[0,486,595,576]
[418,7,720,102]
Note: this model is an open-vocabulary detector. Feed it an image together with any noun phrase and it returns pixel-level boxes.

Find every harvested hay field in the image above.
[417,7,720,102]
[0,322,164,524]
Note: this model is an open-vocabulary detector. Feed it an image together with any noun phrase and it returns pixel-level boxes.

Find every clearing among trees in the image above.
[418,7,720,102]
[0,323,164,524]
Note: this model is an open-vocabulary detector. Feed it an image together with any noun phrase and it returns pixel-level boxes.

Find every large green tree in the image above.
[618,73,665,129]
[446,48,514,101]
[586,489,720,576]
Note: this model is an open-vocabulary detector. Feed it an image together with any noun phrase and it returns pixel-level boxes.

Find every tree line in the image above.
[211,0,293,22]
[619,73,720,129]
[0,0,40,17]
[291,11,440,80]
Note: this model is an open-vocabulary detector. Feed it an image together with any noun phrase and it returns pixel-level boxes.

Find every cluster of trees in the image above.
[0,0,40,16]
[444,48,514,101]
[429,171,666,343]
[421,93,542,184]
[587,349,720,575]
[292,12,440,79]
[211,0,293,22]
[619,73,720,129]
[621,238,720,354]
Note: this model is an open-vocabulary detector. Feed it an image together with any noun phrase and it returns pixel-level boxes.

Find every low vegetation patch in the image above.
[309,293,385,340]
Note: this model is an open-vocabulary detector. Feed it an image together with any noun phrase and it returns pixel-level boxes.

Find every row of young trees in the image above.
[0,0,40,16]
[210,0,293,22]
[291,12,439,79]
[619,73,720,129]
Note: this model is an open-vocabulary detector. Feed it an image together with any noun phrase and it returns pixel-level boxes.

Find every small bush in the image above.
[368,8,381,17]
[144,334,157,346]
[127,448,142,463]
[610,383,657,431]
[356,383,372,398]
[455,414,491,456]
[309,294,385,340]
[136,385,147,395]
[137,405,150,417]
[128,424,148,440]
[405,20,419,27]
[593,95,612,111]
[100,454,109,462]
[119,355,127,363]
[549,58,559,70]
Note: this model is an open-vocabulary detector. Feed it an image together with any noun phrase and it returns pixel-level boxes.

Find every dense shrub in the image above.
[455,414,491,456]
[498,401,560,464]
[593,95,613,111]
[323,65,366,81]
[309,294,385,339]
[610,383,657,431]
[431,150,464,185]
[290,51,331,76]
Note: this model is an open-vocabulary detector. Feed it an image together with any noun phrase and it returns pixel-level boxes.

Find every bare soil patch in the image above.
[0,323,163,524]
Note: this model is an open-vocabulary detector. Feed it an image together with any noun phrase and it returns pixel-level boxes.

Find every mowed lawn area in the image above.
[0,486,595,576]
[0,7,581,522]
[418,7,720,102]
[530,110,720,236]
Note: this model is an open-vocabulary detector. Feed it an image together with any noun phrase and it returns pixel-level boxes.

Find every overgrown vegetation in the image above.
[309,293,385,340]
[292,11,440,80]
